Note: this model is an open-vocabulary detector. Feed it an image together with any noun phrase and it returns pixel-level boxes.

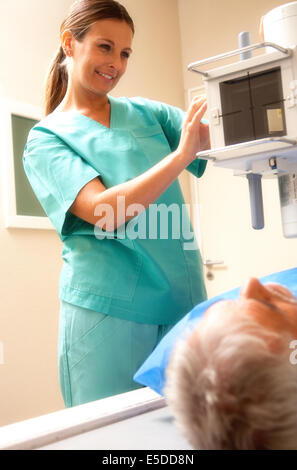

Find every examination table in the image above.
[0,388,191,450]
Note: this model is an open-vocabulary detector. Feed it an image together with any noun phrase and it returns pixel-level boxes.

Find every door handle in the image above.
[203,259,224,266]
[203,259,225,281]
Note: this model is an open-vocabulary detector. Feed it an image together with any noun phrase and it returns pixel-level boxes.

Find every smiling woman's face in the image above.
[63,18,133,98]
[190,278,297,350]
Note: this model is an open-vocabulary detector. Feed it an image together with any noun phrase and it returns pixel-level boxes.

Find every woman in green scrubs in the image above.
[23,0,209,408]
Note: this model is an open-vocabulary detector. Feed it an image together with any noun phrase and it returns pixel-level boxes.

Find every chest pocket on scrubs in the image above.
[131,124,171,166]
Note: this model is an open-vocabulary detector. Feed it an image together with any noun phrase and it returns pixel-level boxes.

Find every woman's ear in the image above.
[61,29,74,56]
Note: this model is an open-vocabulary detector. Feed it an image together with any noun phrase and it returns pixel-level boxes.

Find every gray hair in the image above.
[164,310,297,450]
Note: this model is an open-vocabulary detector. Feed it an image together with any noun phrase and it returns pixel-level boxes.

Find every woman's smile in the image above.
[95,70,116,81]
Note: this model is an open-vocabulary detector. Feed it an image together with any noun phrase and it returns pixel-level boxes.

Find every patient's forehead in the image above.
[203,299,235,320]
[187,300,236,348]
[192,284,297,342]
[191,300,237,334]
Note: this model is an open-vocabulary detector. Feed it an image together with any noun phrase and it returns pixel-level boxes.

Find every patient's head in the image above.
[165,278,297,450]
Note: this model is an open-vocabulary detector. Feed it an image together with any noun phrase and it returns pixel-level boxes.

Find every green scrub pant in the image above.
[58,300,175,408]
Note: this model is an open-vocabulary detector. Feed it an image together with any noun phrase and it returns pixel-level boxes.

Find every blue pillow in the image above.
[133,267,297,396]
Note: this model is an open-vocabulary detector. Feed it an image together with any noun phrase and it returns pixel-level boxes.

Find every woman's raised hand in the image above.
[177,96,209,165]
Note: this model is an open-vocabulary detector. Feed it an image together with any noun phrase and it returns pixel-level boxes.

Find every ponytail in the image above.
[44,46,68,116]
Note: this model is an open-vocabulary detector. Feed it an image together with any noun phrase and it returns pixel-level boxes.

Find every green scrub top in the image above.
[23,96,207,325]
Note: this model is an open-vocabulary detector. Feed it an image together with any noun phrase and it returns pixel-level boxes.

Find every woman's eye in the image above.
[98,44,130,59]
[99,44,111,51]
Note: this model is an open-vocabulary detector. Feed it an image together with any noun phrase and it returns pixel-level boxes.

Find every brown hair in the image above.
[44,0,134,115]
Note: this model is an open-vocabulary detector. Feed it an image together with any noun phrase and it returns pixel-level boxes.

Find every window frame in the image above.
[0,98,53,230]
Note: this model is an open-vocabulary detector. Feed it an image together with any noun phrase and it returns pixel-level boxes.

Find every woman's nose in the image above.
[108,52,123,72]
[240,277,268,300]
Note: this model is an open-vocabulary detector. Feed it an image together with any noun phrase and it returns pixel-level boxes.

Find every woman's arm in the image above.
[69,97,207,231]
